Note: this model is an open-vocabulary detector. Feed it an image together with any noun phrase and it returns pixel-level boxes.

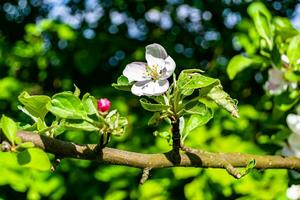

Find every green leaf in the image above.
[18,142,35,149]
[140,98,170,112]
[112,75,132,91]
[256,13,272,48]
[1,115,17,145]
[148,112,162,126]
[47,92,87,119]
[0,152,20,168]
[240,159,256,177]
[274,91,300,111]
[17,148,51,171]
[207,84,239,118]
[226,55,256,80]
[17,105,38,122]
[36,118,48,131]
[105,110,128,136]
[82,93,98,115]
[73,84,81,97]
[18,91,51,120]
[274,17,299,39]
[178,71,217,91]
[182,103,212,116]
[64,120,99,132]
[287,35,300,68]
[248,2,272,49]
[153,131,171,141]
[183,113,212,135]
[247,2,271,21]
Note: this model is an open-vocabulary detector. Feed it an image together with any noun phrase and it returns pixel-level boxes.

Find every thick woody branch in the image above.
[7,131,300,172]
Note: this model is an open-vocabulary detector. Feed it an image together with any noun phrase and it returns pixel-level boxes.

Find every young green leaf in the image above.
[18,142,35,149]
[82,93,98,115]
[112,75,132,91]
[1,115,18,146]
[140,98,170,112]
[207,84,239,118]
[47,92,87,119]
[183,113,212,135]
[182,104,212,116]
[240,159,256,177]
[178,71,217,90]
[247,2,273,49]
[18,91,51,120]
[148,112,162,126]
[287,35,300,68]
[64,120,99,132]
[252,12,272,49]
[105,110,128,136]
[17,148,51,171]
[73,84,81,97]
[226,55,255,80]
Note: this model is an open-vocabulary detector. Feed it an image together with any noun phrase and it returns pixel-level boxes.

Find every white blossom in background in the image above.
[287,184,300,200]
[123,43,176,96]
[264,68,289,95]
[264,55,299,95]
[284,113,300,200]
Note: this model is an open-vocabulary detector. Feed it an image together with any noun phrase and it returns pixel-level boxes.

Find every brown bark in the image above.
[11,131,300,171]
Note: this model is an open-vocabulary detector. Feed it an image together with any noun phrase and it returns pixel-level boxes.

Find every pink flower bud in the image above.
[97,98,111,112]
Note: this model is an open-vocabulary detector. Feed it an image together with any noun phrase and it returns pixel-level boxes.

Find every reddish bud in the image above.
[97,98,111,112]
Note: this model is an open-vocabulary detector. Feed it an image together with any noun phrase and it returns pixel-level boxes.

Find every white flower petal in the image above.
[288,133,300,158]
[287,114,300,135]
[281,54,290,65]
[131,80,151,96]
[268,68,285,84]
[161,56,176,79]
[282,145,294,157]
[146,43,168,59]
[123,62,150,82]
[264,68,288,95]
[131,80,169,96]
[287,185,300,200]
[146,54,165,67]
[142,80,169,96]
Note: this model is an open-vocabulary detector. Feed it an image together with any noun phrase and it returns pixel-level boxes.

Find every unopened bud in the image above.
[97,98,111,112]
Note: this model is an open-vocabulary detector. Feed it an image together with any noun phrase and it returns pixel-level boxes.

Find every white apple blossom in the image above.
[284,113,300,200]
[287,184,300,200]
[123,43,176,96]
[284,113,300,158]
[264,68,289,95]
[287,114,300,135]
[264,55,298,95]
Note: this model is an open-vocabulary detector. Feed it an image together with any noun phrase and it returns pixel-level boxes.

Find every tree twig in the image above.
[3,131,299,173]
[139,167,151,184]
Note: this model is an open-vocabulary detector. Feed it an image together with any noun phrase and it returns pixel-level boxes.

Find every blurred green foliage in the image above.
[0,0,300,199]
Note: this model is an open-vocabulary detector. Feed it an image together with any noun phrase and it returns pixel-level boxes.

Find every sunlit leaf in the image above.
[73,84,81,97]
[47,92,87,119]
[17,148,51,171]
[1,115,17,146]
[82,93,98,115]
[112,75,132,91]
[140,98,170,112]
[227,55,256,80]
[178,71,217,91]
[207,84,239,118]
[18,91,51,120]
[287,35,300,68]
[64,120,99,132]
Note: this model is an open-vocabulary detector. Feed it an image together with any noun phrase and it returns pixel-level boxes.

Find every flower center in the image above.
[146,64,162,80]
